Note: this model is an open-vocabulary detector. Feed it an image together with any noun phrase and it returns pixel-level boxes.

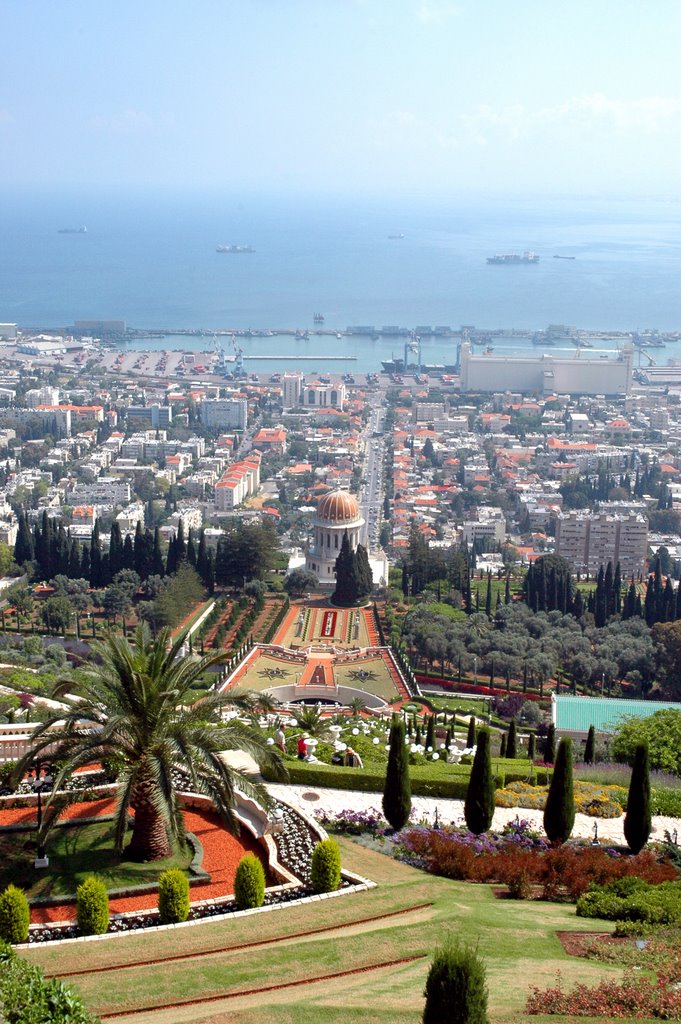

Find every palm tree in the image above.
[13,626,287,861]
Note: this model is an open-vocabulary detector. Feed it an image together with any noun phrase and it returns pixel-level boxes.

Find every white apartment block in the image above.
[70,478,131,506]
[214,455,261,511]
[26,387,60,407]
[555,511,648,576]
[116,503,145,532]
[462,509,506,547]
[200,399,248,431]
[282,372,303,410]
[168,505,203,534]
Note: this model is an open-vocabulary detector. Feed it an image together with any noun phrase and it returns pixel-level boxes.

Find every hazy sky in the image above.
[3,0,681,196]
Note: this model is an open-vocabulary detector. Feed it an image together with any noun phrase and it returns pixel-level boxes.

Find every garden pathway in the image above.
[266,783,681,847]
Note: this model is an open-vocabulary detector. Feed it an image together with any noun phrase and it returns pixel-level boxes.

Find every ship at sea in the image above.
[554,254,576,260]
[486,251,539,264]
[216,245,255,253]
[58,226,87,234]
[388,233,405,239]
[313,312,325,323]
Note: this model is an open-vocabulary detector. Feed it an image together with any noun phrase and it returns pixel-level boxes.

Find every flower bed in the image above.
[496,779,627,819]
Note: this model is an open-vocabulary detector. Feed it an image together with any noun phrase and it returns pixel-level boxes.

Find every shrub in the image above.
[0,939,99,1023]
[423,938,488,1023]
[624,742,652,855]
[576,879,681,925]
[310,838,342,893]
[496,848,537,899]
[0,885,30,944]
[158,868,190,923]
[543,737,575,844]
[76,876,109,936]
[464,728,495,835]
[383,716,411,830]
[234,853,266,909]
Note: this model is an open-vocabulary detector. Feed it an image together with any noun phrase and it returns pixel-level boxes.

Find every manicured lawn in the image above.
[26,836,629,1023]
[0,820,193,899]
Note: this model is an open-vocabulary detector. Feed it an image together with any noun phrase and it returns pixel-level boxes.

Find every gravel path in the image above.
[267,783,681,846]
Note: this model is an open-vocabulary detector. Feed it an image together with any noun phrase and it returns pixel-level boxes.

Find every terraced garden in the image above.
[24,837,627,1024]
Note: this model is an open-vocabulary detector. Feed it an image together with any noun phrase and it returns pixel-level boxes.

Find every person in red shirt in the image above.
[297,734,308,760]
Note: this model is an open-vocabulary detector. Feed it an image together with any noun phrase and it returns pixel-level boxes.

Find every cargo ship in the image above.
[486,251,539,264]
[216,245,255,253]
[58,226,87,234]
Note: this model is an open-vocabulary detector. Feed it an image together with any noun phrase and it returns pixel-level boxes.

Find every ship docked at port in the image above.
[486,251,539,264]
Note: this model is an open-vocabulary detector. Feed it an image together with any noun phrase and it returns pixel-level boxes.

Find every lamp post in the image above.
[32,764,53,868]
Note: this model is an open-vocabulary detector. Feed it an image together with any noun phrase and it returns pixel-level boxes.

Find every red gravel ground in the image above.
[1,800,269,924]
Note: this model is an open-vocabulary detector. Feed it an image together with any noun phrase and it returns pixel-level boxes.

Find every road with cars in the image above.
[359,388,387,550]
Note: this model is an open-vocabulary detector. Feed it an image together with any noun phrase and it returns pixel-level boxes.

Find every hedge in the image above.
[272,760,549,800]
[310,839,342,893]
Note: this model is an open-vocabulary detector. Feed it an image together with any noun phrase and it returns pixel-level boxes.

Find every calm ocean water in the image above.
[1,191,680,373]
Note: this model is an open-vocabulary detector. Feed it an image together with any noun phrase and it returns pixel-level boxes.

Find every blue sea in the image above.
[1,190,680,373]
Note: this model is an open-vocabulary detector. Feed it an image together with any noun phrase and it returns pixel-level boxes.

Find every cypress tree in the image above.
[332,531,355,606]
[80,543,90,581]
[543,737,575,844]
[187,528,197,567]
[614,561,622,615]
[196,528,208,582]
[584,725,595,765]
[14,512,34,565]
[485,573,492,617]
[445,727,452,750]
[382,716,411,831]
[466,716,476,748]
[415,724,422,745]
[464,728,495,835]
[506,718,517,760]
[425,715,435,750]
[499,733,507,758]
[573,588,584,619]
[623,742,651,855]
[152,526,165,577]
[166,535,178,576]
[122,533,135,571]
[543,722,556,764]
[528,732,536,761]
[355,543,373,600]
[504,574,511,605]
[206,550,215,595]
[90,520,102,587]
[175,519,187,564]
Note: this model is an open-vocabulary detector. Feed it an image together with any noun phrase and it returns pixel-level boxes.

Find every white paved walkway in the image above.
[267,783,681,846]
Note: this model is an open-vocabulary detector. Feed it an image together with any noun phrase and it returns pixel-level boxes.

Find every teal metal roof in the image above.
[553,695,681,734]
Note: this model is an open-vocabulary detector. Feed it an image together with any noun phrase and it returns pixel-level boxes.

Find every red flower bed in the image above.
[527,972,681,1018]
[416,674,544,701]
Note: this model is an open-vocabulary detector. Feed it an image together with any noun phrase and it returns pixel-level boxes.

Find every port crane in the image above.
[231,334,246,378]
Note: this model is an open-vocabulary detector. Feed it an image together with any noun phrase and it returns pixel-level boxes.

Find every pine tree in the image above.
[382,716,411,830]
[543,723,556,763]
[584,724,595,765]
[464,728,495,835]
[506,718,517,759]
[623,742,651,855]
[543,737,575,844]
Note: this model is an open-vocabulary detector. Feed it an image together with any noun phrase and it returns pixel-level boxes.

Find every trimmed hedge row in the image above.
[276,760,549,800]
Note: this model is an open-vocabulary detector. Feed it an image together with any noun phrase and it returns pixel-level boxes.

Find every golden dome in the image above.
[316,489,361,525]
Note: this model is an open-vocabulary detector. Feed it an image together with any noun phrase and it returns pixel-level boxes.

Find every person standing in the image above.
[275,723,286,754]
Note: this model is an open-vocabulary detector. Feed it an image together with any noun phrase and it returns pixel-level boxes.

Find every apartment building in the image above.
[214,454,261,511]
[199,399,248,430]
[555,511,648,576]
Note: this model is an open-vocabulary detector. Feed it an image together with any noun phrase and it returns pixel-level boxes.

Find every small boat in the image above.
[553,254,576,260]
[58,226,87,234]
[216,244,255,253]
[388,233,404,239]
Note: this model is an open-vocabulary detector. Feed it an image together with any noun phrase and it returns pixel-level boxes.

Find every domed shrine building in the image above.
[305,489,365,585]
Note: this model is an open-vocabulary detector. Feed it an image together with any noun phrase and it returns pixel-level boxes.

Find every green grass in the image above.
[24,836,627,1024]
[0,820,193,899]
